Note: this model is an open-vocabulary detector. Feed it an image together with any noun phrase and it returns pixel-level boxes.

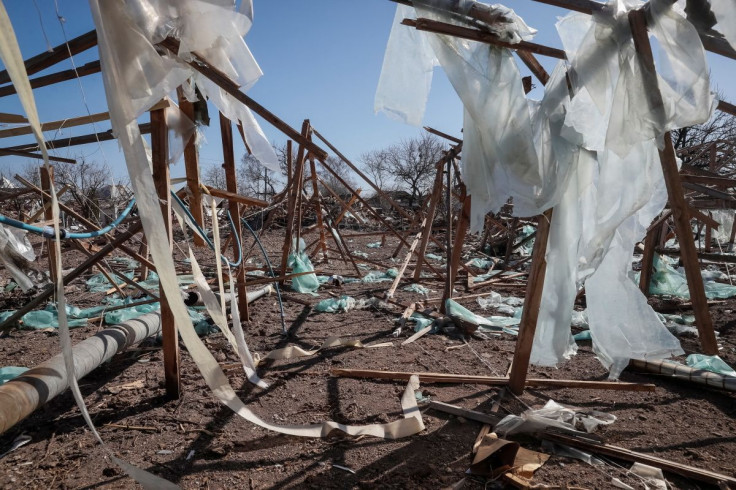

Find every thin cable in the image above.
[242,217,287,335]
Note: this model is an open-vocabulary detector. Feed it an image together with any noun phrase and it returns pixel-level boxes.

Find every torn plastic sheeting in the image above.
[425,253,443,261]
[314,296,356,314]
[711,0,736,49]
[366,242,383,249]
[445,299,519,335]
[476,291,502,309]
[494,400,616,437]
[287,251,320,293]
[0,367,28,385]
[540,440,605,466]
[468,258,494,269]
[362,268,399,283]
[646,254,736,299]
[686,354,736,377]
[0,225,36,292]
[530,0,710,376]
[402,283,432,296]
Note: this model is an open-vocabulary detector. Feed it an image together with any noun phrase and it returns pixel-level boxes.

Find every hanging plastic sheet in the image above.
[374,4,438,126]
[710,209,734,243]
[710,0,736,49]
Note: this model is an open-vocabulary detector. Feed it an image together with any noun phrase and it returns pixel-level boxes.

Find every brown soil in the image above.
[0,228,735,489]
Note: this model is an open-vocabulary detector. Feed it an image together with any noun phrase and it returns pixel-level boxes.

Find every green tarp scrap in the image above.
[314,295,356,313]
[352,251,369,258]
[362,268,399,283]
[445,299,519,335]
[468,258,494,269]
[287,251,320,293]
[86,271,195,293]
[686,354,736,376]
[0,366,28,385]
[402,284,432,296]
[643,254,736,299]
[425,253,444,261]
[366,242,382,248]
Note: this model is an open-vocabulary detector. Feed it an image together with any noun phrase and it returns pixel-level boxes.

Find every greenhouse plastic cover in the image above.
[0,224,36,291]
[646,254,736,299]
[711,0,736,49]
[376,0,714,377]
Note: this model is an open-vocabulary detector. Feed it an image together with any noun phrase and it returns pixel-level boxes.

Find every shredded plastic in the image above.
[314,296,356,314]
[495,400,616,437]
[686,354,736,377]
[0,366,28,385]
[646,254,736,299]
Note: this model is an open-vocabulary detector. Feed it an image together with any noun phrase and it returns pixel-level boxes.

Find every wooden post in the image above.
[308,155,329,262]
[414,160,446,280]
[39,165,58,283]
[629,9,718,355]
[441,160,453,313]
[639,224,661,296]
[705,211,713,253]
[279,121,309,285]
[151,106,180,399]
[508,209,553,395]
[177,87,205,247]
[137,238,149,281]
[443,192,471,305]
[220,112,249,322]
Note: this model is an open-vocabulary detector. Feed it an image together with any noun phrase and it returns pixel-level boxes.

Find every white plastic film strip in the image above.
[0,3,179,488]
[169,188,425,438]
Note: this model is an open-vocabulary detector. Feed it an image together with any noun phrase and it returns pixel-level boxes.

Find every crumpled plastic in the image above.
[287,251,320,293]
[93,0,278,171]
[646,254,736,299]
[445,298,519,335]
[0,224,37,291]
[711,0,736,49]
[494,400,616,437]
[686,354,736,377]
[362,268,399,283]
[314,295,356,313]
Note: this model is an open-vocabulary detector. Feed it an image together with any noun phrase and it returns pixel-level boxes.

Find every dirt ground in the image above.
[0,225,735,489]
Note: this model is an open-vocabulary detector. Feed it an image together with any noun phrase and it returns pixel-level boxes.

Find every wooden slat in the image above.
[0,148,75,164]
[0,30,98,85]
[151,107,180,399]
[203,186,268,208]
[0,61,101,98]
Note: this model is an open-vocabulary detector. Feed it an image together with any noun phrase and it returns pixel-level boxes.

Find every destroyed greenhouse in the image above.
[1,0,736,488]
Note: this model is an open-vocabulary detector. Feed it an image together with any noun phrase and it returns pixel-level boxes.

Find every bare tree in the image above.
[385,133,444,208]
[316,156,356,198]
[52,158,115,223]
[361,148,393,191]
[238,153,280,199]
[202,162,228,190]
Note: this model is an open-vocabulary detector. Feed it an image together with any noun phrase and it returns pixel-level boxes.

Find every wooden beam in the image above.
[0,101,167,139]
[151,107,180,399]
[0,30,98,85]
[628,8,718,355]
[0,148,75,164]
[3,124,151,152]
[386,219,427,299]
[202,186,268,208]
[331,368,656,392]
[413,160,446,280]
[0,61,101,98]
[444,193,471,305]
[220,112,250,322]
[177,88,205,247]
[39,166,58,283]
[423,126,463,145]
[508,209,553,395]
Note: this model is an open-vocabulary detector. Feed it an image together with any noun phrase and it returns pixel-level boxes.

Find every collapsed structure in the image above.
[0,0,735,487]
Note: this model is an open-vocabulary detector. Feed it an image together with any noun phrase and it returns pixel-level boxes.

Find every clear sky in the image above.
[1,1,735,183]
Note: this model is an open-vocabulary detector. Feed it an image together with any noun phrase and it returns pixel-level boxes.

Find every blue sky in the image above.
[1,1,734,183]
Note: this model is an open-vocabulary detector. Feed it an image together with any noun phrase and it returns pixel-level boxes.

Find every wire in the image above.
[170,191,242,267]
[242,217,287,335]
[0,198,136,239]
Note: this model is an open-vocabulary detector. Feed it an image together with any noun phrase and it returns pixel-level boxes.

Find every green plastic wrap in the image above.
[314,296,356,313]
[287,251,320,293]
[0,366,28,384]
[445,299,519,335]
[402,284,432,296]
[686,354,736,376]
[647,254,736,299]
[366,242,382,248]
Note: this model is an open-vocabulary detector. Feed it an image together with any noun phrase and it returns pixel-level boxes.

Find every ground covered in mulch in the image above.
[0,225,735,489]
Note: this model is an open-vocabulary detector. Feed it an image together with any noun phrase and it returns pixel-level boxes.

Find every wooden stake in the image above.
[414,159,446,280]
[39,166,58,283]
[508,209,553,395]
[151,107,180,399]
[220,113,249,322]
[177,87,205,247]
